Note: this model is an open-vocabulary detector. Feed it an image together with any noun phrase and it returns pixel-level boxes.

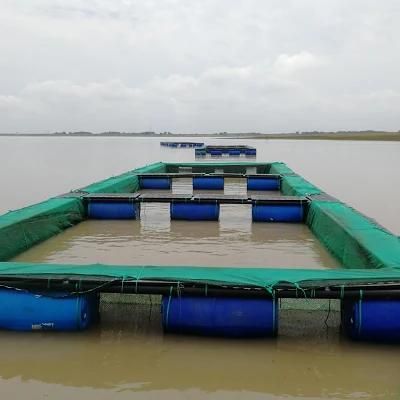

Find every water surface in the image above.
[1,136,399,233]
[1,137,400,399]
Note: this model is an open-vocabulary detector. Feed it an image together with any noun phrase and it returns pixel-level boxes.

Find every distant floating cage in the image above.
[160,141,204,148]
[195,145,257,157]
[1,161,400,341]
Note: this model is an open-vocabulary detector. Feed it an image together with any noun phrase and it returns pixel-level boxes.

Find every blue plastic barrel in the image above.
[162,296,278,337]
[0,289,96,331]
[140,177,171,190]
[170,202,219,220]
[193,176,224,190]
[210,150,222,156]
[229,150,241,156]
[252,204,304,222]
[245,149,257,156]
[247,177,280,191]
[342,299,400,342]
[88,201,140,219]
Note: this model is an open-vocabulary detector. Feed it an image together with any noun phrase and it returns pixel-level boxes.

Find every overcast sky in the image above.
[1,0,399,133]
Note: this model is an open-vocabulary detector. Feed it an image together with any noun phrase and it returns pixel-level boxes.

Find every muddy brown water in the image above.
[1,137,400,399]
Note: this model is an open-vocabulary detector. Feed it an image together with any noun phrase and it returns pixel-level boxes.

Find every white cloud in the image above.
[0,0,400,132]
[273,52,325,75]
[0,95,21,110]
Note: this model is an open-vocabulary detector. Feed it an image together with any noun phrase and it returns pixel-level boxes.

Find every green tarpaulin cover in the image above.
[1,263,400,290]
[0,161,399,289]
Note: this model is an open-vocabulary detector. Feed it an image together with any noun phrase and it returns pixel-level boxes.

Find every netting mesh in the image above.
[99,294,340,338]
[99,294,162,333]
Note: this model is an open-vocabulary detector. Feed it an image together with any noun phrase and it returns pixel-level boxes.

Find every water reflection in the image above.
[0,303,399,399]
[13,202,338,269]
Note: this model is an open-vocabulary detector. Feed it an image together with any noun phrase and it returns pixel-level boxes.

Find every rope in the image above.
[324,299,331,327]
[164,286,174,330]
[272,290,277,334]
[294,283,307,299]
[0,284,26,293]
[358,289,363,337]
[340,285,345,299]
[134,265,147,294]
[68,279,119,295]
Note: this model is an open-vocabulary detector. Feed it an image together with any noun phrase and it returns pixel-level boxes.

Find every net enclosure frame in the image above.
[1,161,400,300]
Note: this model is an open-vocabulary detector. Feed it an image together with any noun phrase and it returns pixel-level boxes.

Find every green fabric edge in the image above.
[308,201,400,269]
[0,198,85,261]
[1,263,400,289]
[269,162,322,196]
[82,162,166,193]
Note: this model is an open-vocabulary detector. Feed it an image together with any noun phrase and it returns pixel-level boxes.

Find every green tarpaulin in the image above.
[1,263,400,289]
[0,161,399,290]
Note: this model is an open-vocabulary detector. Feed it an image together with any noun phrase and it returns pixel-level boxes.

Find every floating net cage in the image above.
[0,161,400,341]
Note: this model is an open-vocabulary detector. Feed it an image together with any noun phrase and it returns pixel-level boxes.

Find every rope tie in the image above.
[135,277,139,294]
[294,283,307,299]
[358,289,363,336]
[135,266,146,294]
[340,285,345,299]
[272,290,277,335]
[165,286,174,329]
[324,299,332,327]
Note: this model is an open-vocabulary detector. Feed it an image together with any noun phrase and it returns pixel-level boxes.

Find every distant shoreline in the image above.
[253,133,400,141]
[0,132,399,141]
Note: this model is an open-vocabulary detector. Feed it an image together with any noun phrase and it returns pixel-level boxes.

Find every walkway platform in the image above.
[137,172,280,179]
[84,192,305,205]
